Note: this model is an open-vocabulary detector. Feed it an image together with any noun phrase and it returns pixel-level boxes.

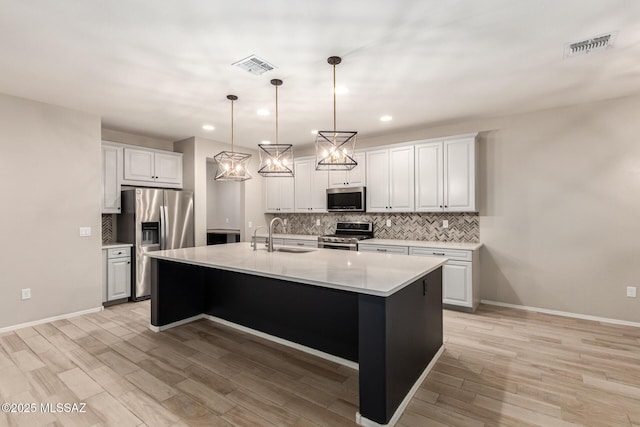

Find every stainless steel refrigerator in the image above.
[117,188,194,301]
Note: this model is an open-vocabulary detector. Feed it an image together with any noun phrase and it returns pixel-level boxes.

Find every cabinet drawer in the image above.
[358,244,409,255]
[107,247,131,259]
[284,239,318,248]
[409,247,472,262]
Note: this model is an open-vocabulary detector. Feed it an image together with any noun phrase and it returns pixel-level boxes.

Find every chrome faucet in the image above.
[251,226,266,251]
[268,217,286,252]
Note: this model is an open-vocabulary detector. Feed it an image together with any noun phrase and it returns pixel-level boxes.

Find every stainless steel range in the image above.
[318,221,373,251]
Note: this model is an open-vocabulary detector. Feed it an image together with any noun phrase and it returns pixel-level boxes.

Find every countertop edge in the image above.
[102,242,133,249]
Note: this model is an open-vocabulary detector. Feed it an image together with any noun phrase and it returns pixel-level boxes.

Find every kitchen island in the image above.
[146,242,446,426]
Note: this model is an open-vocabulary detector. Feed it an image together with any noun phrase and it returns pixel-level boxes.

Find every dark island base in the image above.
[150,259,443,426]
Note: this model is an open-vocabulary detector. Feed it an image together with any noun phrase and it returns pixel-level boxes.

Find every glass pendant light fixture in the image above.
[213,95,252,181]
[315,56,357,171]
[258,79,294,177]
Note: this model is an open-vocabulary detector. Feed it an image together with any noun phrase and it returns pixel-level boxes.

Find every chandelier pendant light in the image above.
[258,79,294,177]
[315,56,358,171]
[213,95,252,181]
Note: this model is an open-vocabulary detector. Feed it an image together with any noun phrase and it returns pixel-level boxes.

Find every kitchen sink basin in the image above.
[275,247,316,253]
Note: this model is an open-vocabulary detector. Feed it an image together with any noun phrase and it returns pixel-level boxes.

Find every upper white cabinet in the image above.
[328,152,366,188]
[265,176,295,213]
[101,143,122,214]
[415,135,477,212]
[123,147,183,188]
[366,146,415,212]
[294,157,328,212]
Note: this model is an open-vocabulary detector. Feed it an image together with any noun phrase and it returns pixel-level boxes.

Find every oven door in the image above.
[318,241,357,251]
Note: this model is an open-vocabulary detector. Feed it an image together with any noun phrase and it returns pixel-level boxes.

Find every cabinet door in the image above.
[415,142,444,212]
[294,159,311,212]
[124,148,154,182]
[107,257,131,301]
[279,177,295,212]
[102,145,122,214]
[328,169,349,187]
[389,146,414,212]
[365,149,390,212]
[310,168,328,211]
[265,178,281,212]
[442,261,472,308]
[347,152,366,186]
[444,137,475,212]
[154,152,182,185]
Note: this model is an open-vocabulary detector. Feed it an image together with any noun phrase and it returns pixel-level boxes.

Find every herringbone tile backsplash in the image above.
[102,214,114,243]
[267,212,479,242]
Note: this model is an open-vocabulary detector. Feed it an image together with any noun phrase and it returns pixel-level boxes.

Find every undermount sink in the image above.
[274,247,316,253]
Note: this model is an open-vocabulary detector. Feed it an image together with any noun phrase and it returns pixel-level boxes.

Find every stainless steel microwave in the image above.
[327,187,366,212]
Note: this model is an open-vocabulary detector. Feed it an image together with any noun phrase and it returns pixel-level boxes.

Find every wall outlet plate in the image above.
[627,286,637,298]
[21,288,31,300]
[316,219,321,226]
[443,220,449,228]
[248,221,253,228]
[386,219,392,227]
[79,227,91,237]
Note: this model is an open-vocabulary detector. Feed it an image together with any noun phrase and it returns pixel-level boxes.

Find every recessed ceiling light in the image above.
[202,124,215,131]
[261,140,271,144]
[257,109,270,116]
[335,86,349,95]
[311,130,318,135]
[380,115,393,122]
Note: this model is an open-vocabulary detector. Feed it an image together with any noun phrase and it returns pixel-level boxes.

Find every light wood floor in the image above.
[0,302,639,427]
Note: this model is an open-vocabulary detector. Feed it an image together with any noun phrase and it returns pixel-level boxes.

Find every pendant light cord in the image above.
[230,98,234,153]
[275,83,279,156]
[333,62,337,133]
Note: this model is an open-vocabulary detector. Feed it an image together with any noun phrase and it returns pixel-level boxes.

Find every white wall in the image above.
[102,128,174,151]
[175,137,266,246]
[0,93,102,330]
[206,162,241,230]
[357,94,640,323]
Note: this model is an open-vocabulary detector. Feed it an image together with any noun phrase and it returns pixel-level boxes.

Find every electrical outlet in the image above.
[442,220,449,228]
[21,288,31,300]
[316,219,321,226]
[627,286,637,298]
[248,221,253,228]
[79,227,91,237]
[284,219,288,226]
[386,219,392,227]
[225,217,229,223]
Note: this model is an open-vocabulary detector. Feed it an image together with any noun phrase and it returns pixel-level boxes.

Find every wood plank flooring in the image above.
[0,302,639,426]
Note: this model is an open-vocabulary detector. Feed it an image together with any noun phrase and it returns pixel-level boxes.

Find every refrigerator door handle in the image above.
[159,205,166,250]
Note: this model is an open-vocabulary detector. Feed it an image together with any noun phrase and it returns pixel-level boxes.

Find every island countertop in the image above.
[146,242,446,297]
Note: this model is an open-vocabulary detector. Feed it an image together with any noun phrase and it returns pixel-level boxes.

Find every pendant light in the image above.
[315,56,357,171]
[213,95,252,181]
[258,79,294,177]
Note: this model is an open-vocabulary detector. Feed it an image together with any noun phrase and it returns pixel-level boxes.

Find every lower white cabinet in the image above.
[409,247,479,311]
[102,247,131,303]
[357,242,480,312]
[284,238,318,248]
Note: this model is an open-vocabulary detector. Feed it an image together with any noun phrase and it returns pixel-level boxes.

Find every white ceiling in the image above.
[1,0,640,148]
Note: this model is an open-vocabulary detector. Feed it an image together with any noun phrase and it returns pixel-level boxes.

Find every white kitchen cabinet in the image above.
[409,246,479,311]
[358,243,409,255]
[294,157,328,212]
[328,152,366,188]
[415,135,477,212]
[101,143,122,214]
[264,176,295,213]
[123,147,183,188]
[366,146,414,212]
[102,246,131,303]
[284,238,318,248]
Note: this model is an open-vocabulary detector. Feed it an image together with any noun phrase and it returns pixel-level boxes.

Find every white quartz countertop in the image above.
[146,242,446,297]
[362,239,482,251]
[102,242,133,249]
[254,233,319,240]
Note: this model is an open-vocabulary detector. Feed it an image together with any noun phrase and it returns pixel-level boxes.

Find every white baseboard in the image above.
[481,300,640,328]
[204,315,359,370]
[0,306,104,335]
[148,314,205,332]
[356,345,445,427]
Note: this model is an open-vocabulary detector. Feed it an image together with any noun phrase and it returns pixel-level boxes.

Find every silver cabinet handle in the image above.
[432,252,445,256]
[376,248,387,252]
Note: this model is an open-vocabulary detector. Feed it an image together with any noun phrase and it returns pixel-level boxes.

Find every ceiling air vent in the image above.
[232,55,277,76]
[564,32,617,58]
